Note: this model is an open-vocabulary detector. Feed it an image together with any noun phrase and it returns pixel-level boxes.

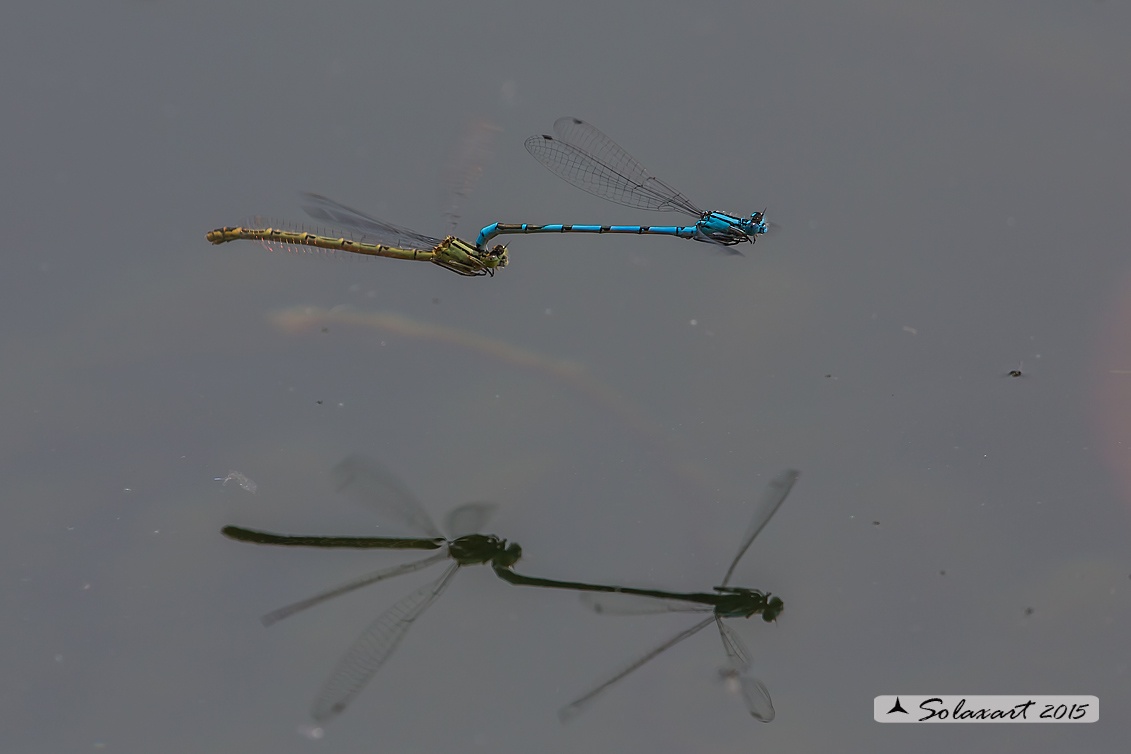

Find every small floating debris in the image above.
[1002,362,1025,379]
[217,471,258,494]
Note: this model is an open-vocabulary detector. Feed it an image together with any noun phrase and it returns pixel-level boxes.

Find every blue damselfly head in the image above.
[739,211,769,238]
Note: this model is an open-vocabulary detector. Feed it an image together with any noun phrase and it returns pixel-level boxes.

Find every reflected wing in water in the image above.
[721,469,800,586]
[261,551,449,627]
[717,616,752,668]
[560,616,716,723]
[311,562,461,725]
[444,501,497,538]
[332,456,444,539]
[737,674,775,722]
[717,618,774,721]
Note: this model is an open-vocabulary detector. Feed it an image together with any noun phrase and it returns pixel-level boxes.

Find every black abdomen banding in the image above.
[206,227,243,244]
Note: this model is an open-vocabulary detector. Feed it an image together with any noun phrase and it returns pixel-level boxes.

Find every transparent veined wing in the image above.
[301,193,445,252]
[438,119,501,235]
[525,117,702,217]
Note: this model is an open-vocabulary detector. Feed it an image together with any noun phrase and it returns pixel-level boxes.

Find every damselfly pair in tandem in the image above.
[223,457,797,729]
[206,117,775,276]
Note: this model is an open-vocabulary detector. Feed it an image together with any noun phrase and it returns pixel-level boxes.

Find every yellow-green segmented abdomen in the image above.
[205,225,508,276]
[205,226,431,262]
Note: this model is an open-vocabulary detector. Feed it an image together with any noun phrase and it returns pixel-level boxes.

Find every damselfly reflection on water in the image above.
[222,456,520,729]
[494,469,799,722]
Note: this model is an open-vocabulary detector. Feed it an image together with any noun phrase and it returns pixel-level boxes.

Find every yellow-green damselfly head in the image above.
[482,243,508,271]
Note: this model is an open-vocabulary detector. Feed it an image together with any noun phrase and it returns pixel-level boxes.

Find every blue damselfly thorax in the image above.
[695,210,769,245]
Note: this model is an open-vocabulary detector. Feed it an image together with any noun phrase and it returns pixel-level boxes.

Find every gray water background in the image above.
[2,1,1129,752]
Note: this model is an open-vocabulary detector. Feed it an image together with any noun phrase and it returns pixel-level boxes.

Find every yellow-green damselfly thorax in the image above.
[208,193,507,277]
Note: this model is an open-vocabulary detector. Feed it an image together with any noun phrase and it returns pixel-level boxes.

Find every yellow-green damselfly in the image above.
[207,193,507,277]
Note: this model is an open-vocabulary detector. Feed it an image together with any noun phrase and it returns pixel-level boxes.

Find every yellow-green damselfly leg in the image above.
[207,193,507,277]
